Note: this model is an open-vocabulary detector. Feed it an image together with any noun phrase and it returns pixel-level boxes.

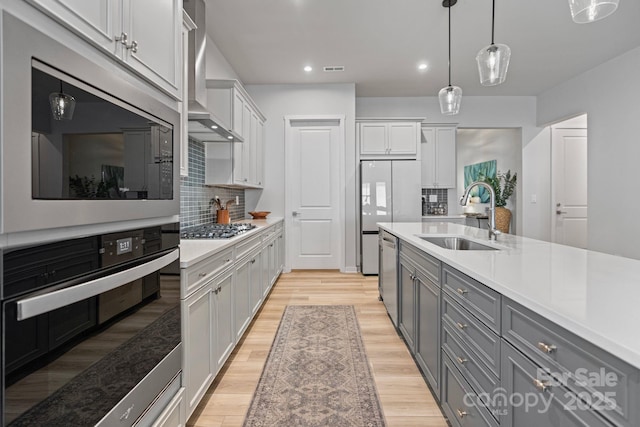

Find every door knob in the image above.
[292,211,300,217]
[556,203,568,215]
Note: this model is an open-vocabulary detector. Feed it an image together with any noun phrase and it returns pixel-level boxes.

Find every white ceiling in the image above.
[205,0,640,97]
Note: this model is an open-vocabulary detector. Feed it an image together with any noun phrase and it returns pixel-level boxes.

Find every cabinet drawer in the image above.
[443,265,500,333]
[441,353,499,427]
[501,340,614,427]
[442,323,500,400]
[235,234,261,260]
[182,248,234,297]
[503,297,639,427]
[442,294,501,377]
[399,241,440,284]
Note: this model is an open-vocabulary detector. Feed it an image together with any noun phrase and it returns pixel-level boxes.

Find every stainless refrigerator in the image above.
[360,160,422,274]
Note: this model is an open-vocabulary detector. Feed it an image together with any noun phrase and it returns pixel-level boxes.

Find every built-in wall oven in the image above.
[0,11,180,236]
[1,223,180,426]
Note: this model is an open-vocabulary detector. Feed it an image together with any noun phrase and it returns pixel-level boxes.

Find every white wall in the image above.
[456,129,522,235]
[537,46,640,259]
[205,34,241,81]
[357,95,538,237]
[522,128,552,241]
[244,83,357,272]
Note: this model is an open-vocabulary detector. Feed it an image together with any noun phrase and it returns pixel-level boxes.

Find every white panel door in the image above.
[289,120,342,269]
[552,129,588,249]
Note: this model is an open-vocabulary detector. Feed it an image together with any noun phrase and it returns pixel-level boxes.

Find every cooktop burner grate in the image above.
[180,223,257,239]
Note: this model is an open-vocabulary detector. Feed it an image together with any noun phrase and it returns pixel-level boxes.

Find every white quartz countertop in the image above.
[179,218,284,268]
[378,221,640,370]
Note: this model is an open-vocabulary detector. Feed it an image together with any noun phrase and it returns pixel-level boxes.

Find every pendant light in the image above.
[568,0,619,23]
[49,80,76,121]
[438,0,462,116]
[476,0,511,86]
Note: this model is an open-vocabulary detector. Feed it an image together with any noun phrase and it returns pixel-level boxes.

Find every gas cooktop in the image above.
[180,223,257,239]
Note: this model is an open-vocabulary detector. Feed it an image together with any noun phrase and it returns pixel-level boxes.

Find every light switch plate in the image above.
[429,195,438,202]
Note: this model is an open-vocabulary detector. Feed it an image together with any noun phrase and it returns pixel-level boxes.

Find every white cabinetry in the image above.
[180,12,196,177]
[152,387,185,427]
[421,126,457,188]
[358,120,421,159]
[181,221,285,419]
[28,0,182,98]
[204,80,265,188]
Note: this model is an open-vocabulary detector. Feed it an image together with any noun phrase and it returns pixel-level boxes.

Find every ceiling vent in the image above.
[323,66,345,72]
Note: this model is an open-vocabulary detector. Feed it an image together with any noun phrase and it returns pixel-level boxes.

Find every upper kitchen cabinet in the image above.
[27,0,182,99]
[421,126,457,189]
[358,119,423,159]
[180,11,196,177]
[204,80,266,188]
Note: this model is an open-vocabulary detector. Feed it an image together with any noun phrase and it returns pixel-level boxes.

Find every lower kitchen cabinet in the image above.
[248,248,263,315]
[501,340,612,427]
[182,279,215,417]
[234,254,253,340]
[398,255,417,351]
[213,268,234,369]
[416,268,441,397]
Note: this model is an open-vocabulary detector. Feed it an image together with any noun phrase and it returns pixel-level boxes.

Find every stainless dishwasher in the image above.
[379,230,399,327]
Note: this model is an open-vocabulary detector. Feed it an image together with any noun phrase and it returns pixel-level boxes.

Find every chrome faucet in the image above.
[460,181,501,241]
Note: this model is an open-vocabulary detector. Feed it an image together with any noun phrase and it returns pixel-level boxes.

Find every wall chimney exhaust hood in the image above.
[184,0,243,143]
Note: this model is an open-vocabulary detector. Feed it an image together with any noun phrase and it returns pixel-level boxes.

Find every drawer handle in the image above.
[456,288,468,295]
[456,409,467,418]
[456,322,467,330]
[537,342,557,354]
[533,379,552,392]
[199,272,207,277]
[456,356,468,365]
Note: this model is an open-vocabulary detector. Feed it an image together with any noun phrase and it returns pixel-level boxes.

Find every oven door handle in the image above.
[16,249,179,321]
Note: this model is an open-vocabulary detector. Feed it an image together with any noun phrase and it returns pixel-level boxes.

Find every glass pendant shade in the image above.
[438,85,462,115]
[476,43,511,86]
[568,0,619,23]
[49,91,76,121]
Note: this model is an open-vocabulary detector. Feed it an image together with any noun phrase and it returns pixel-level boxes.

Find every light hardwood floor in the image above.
[187,270,448,427]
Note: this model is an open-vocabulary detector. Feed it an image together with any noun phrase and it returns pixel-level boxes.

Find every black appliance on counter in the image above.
[1,223,180,426]
[180,223,257,239]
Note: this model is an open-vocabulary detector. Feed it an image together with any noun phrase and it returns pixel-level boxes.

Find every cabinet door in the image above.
[249,252,263,314]
[255,119,265,187]
[360,123,388,155]
[234,257,252,340]
[233,91,245,137]
[28,0,119,54]
[398,257,416,351]
[416,271,440,397]
[435,127,456,188]
[421,127,437,187]
[501,341,612,427]
[233,141,245,186]
[213,270,235,369]
[124,0,181,95]
[388,122,418,155]
[261,245,271,297]
[277,231,285,274]
[182,282,214,417]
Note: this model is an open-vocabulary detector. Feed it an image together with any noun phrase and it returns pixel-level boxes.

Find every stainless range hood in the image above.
[184,0,242,143]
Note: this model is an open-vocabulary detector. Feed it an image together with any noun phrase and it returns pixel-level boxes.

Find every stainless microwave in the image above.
[1,12,180,235]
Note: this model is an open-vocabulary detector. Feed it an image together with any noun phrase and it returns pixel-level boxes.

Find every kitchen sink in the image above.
[417,236,499,251]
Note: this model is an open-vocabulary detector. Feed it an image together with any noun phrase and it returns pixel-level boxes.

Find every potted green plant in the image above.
[483,170,517,233]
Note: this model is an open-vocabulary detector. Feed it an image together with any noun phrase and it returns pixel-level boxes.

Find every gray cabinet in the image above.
[503,297,639,427]
[398,255,417,351]
[501,340,612,427]
[416,268,441,397]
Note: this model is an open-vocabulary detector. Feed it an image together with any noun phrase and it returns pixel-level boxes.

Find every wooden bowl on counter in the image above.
[249,211,271,219]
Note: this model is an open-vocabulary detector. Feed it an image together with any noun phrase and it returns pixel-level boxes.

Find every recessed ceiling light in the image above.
[418,63,428,71]
[304,65,313,72]
[211,125,218,129]
[227,135,233,140]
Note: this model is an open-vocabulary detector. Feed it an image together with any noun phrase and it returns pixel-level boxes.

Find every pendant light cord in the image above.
[448,3,451,87]
[491,0,495,45]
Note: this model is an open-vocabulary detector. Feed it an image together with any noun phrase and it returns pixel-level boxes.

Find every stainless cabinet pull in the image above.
[537,342,557,354]
[251,259,256,264]
[115,32,128,44]
[456,288,468,295]
[456,356,467,365]
[456,409,467,418]
[456,322,467,330]
[224,258,232,263]
[533,379,551,392]
[129,40,138,53]
[199,272,207,277]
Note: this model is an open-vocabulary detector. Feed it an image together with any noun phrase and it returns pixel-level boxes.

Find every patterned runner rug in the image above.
[243,305,386,426]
